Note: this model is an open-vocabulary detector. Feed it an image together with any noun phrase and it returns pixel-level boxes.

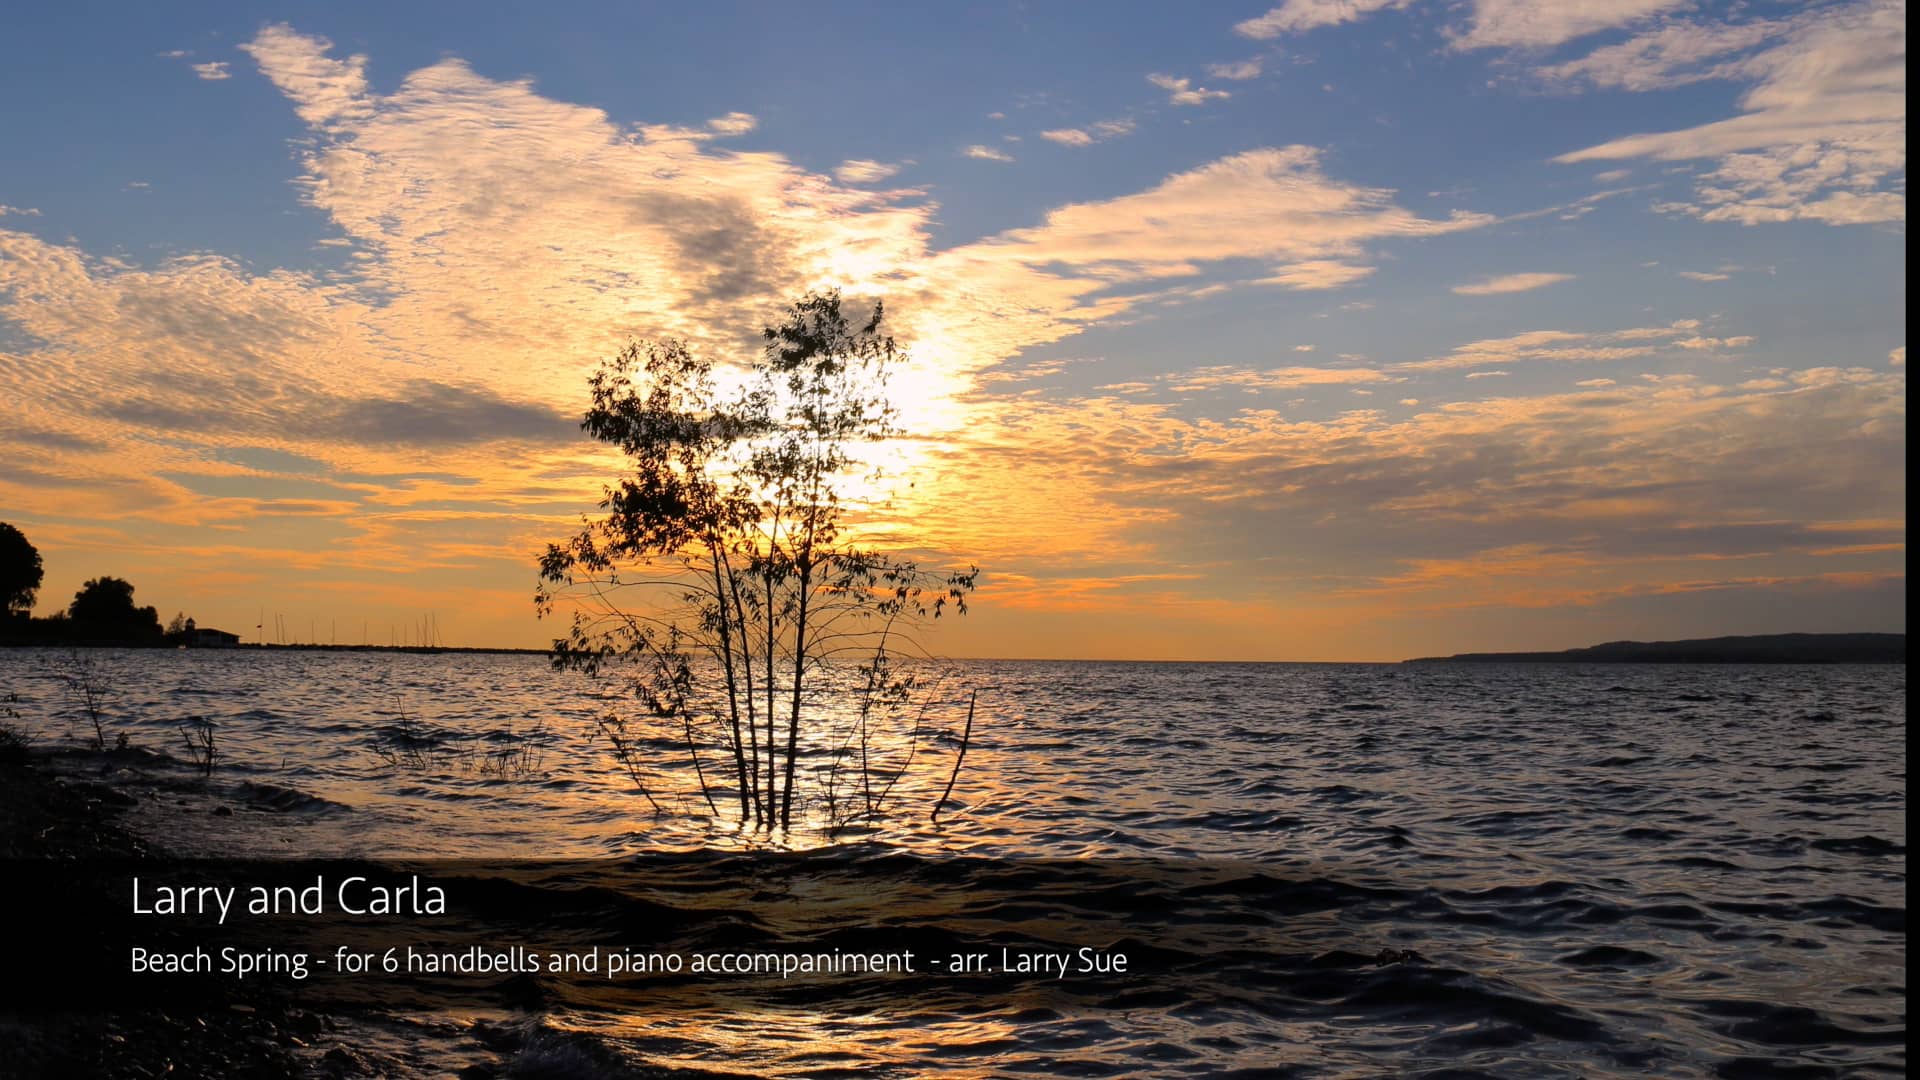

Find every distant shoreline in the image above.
[0,641,550,656]
[1405,632,1905,665]
[1,633,1905,664]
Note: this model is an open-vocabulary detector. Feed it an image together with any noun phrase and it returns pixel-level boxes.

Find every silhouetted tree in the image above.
[68,577,163,642]
[537,291,978,830]
[0,522,43,620]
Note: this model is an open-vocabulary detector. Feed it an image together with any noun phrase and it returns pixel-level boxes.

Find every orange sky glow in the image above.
[0,13,1905,660]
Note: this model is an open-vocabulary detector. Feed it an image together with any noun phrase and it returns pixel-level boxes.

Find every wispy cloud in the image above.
[1235,0,1681,47]
[1148,73,1231,106]
[191,61,232,81]
[833,159,904,183]
[963,144,1015,162]
[706,112,757,136]
[1166,364,1397,392]
[1537,16,1792,91]
[1207,58,1265,80]
[1255,260,1377,290]
[1451,271,1574,295]
[1236,0,1412,38]
[1040,118,1136,147]
[237,25,371,126]
[1452,0,1690,50]
[1554,1,1906,226]
[1400,320,1745,371]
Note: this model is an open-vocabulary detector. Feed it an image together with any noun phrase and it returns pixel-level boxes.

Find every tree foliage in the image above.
[0,522,43,618]
[537,292,978,830]
[68,576,163,641]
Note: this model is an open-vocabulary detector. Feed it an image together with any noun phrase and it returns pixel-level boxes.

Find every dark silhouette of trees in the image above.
[67,577,163,642]
[537,291,978,831]
[0,528,179,648]
[0,523,42,620]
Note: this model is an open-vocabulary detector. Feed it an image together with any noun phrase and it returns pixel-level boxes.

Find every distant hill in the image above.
[1405,632,1905,664]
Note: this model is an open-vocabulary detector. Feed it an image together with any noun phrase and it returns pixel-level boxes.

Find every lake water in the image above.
[1,649,1906,1077]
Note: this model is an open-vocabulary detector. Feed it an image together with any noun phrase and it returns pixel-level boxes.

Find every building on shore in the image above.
[184,626,241,648]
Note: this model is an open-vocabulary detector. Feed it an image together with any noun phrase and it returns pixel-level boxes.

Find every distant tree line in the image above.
[0,522,192,646]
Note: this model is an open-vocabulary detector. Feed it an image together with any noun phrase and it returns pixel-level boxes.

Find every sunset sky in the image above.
[0,1,1905,660]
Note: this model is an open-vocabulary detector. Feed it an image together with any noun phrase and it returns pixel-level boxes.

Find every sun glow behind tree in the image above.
[537,292,980,830]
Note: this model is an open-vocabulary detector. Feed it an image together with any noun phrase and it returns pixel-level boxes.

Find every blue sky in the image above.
[0,0,1905,658]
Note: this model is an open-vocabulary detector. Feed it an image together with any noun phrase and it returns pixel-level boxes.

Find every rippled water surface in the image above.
[3,650,1906,1077]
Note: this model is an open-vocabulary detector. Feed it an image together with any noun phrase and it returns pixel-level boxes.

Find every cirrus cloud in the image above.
[1451,271,1575,295]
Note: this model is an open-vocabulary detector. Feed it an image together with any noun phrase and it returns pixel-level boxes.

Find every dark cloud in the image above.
[209,446,331,474]
[627,192,792,305]
[305,380,578,446]
[3,424,106,453]
[96,379,579,448]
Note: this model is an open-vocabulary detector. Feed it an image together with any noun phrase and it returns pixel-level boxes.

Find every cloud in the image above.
[964,144,1014,161]
[191,62,231,81]
[204,27,1490,430]
[1207,58,1265,80]
[922,356,1905,658]
[237,25,371,127]
[1891,346,1905,367]
[833,159,903,183]
[1677,270,1730,281]
[1673,335,1753,350]
[706,112,758,136]
[98,380,576,446]
[1554,2,1906,226]
[1148,73,1231,106]
[1234,0,1683,47]
[1537,16,1793,91]
[1255,260,1377,290]
[1451,271,1574,295]
[1235,0,1412,38]
[1167,365,1397,392]
[1400,320,1743,371]
[970,148,1483,284]
[1453,0,1691,50]
[1041,119,1136,147]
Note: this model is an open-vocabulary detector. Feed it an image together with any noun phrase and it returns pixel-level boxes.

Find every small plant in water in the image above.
[58,650,114,751]
[471,716,549,780]
[177,715,217,777]
[595,712,663,813]
[0,689,29,765]
[368,708,442,770]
